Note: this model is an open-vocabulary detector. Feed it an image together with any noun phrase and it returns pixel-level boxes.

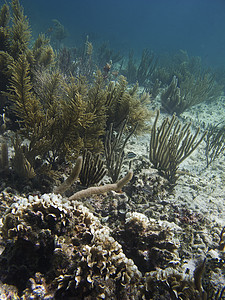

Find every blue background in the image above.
[20,0,225,67]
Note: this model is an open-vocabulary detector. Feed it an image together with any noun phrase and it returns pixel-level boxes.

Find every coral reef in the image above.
[5,56,150,185]
[1,191,223,299]
[0,1,224,299]
[0,1,151,193]
[113,211,180,274]
[0,194,142,298]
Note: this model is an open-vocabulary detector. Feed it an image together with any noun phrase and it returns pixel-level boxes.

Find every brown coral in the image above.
[0,194,142,298]
[113,211,180,274]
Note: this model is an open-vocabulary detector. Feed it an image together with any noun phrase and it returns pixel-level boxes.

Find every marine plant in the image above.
[51,19,68,49]
[54,154,132,200]
[56,46,77,75]
[0,0,30,92]
[0,0,54,112]
[123,50,137,84]
[122,49,157,86]
[3,44,150,188]
[9,0,31,60]
[136,49,158,86]
[53,156,83,194]
[154,50,202,86]
[6,50,149,181]
[0,0,151,191]
[155,50,223,115]
[161,72,222,115]
[6,54,98,175]
[0,139,8,174]
[79,149,107,187]
[106,75,151,133]
[96,42,122,69]
[75,35,94,79]
[104,120,136,182]
[149,110,207,185]
[205,121,225,168]
[57,35,95,80]
[29,33,55,69]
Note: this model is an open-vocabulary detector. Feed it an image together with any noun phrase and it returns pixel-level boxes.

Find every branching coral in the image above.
[160,52,223,115]
[106,75,151,134]
[0,0,54,98]
[8,53,44,129]
[104,120,136,182]
[53,154,133,200]
[149,110,207,185]
[96,42,122,69]
[122,49,157,86]
[6,58,100,172]
[0,139,9,174]
[68,170,133,201]
[205,121,225,168]
[0,1,151,187]
[79,149,107,187]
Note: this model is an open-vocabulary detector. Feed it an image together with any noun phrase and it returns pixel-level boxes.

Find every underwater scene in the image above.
[0,0,225,299]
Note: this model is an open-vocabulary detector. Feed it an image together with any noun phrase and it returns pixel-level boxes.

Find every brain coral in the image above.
[0,193,142,299]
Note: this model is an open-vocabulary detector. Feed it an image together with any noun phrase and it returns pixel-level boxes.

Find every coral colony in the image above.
[0,1,224,299]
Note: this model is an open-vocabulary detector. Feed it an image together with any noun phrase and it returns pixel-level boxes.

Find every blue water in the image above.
[21,0,225,67]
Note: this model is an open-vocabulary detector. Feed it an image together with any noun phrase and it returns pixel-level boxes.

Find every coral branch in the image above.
[68,170,133,201]
[54,156,83,194]
[149,110,206,184]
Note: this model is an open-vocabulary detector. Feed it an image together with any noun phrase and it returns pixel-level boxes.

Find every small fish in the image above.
[126,151,136,159]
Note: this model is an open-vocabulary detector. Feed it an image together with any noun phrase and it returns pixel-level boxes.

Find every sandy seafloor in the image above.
[118,93,225,295]
[0,92,224,298]
[128,95,225,227]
